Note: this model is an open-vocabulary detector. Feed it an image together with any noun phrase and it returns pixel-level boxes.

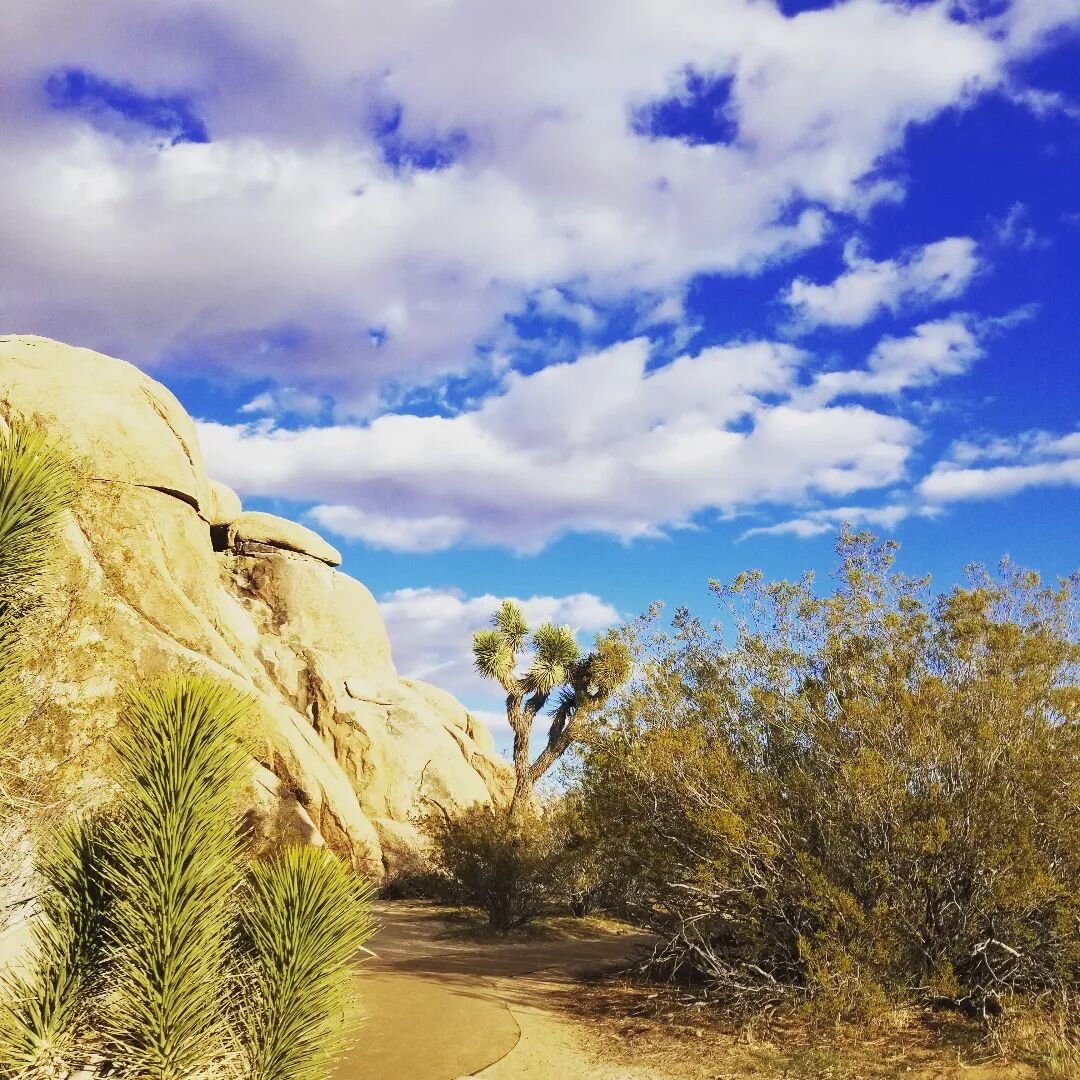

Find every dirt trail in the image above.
[333,904,1041,1080]
[331,903,652,1080]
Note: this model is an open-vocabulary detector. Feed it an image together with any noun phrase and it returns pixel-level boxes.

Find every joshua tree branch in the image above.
[523,689,550,721]
[529,696,603,786]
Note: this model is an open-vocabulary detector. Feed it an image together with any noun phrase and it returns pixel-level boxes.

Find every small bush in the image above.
[378,861,458,902]
[423,804,568,931]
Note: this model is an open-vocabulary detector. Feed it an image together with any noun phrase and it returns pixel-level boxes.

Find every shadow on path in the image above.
[332,903,652,1080]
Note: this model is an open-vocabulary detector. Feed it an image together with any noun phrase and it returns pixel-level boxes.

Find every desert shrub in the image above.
[101,675,252,1075]
[579,530,1080,1017]
[544,793,620,918]
[423,803,569,931]
[378,858,459,902]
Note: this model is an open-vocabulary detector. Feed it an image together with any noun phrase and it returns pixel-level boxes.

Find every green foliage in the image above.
[102,675,253,1077]
[0,419,78,606]
[237,846,375,1080]
[546,794,609,918]
[0,816,109,1075]
[0,417,81,1075]
[0,418,77,747]
[493,598,529,653]
[579,530,1080,1015]
[471,600,632,814]
[0,673,375,1078]
[526,624,581,694]
[423,804,569,932]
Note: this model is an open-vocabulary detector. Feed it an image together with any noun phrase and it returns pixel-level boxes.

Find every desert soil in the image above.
[332,903,1039,1080]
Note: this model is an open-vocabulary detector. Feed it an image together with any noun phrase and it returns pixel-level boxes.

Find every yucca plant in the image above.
[0,417,77,752]
[0,417,81,1073]
[0,815,109,1076]
[236,846,375,1080]
[1,662,375,1079]
[472,600,631,816]
[101,675,252,1078]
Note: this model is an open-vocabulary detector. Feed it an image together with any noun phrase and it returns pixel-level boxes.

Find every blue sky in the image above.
[2,0,1079,743]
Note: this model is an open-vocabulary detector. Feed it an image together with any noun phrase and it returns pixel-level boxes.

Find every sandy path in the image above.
[331,903,652,1080]
[474,968,658,1080]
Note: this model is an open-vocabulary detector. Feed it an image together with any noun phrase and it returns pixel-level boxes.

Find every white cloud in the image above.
[990,202,1050,252]
[1,0,1063,403]
[378,586,621,709]
[197,337,920,552]
[783,237,981,331]
[741,503,910,541]
[240,388,327,420]
[798,317,983,406]
[738,503,907,540]
[920,429,1080,503]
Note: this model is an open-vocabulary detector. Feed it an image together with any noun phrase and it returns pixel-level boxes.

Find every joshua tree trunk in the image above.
[508,696,533,819]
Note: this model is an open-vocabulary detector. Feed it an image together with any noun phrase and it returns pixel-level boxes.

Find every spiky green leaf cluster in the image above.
[493,599,529,652]
[102,675,252,1078]
[0,816,109,1075]
[1,671,375,1079]
[237,846,375,1080]
[472,628,514,682]
[0,419,77,607]
[0,418,77,746]
[472,600,532,684]
[525,624,580,694]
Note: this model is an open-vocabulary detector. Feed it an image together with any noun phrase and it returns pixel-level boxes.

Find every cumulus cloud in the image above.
[2,0,1066,404]
[197,337,921,552]
[378,586,621,712]
[240,388,327,420]
[920,429,1080,503]
[741,503,911,541]
[783,237,981,331]
[798,317,983,406]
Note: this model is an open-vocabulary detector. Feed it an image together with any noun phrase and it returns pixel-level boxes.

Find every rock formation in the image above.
[0,334,511,882]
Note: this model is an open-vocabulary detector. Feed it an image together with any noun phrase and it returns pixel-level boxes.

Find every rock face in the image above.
[228,510,343,566]
[0,334,511,881]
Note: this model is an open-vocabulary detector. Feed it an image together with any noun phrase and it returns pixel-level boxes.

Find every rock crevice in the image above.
[0,335,512,878]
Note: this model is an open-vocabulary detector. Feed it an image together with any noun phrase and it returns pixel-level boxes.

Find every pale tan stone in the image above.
[207,478,243,526]
[228,510,343,566]
[0,334,213,517]
[0,336,511,899]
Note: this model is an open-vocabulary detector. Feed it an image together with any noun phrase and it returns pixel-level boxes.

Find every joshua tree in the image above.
[472,600,631,817]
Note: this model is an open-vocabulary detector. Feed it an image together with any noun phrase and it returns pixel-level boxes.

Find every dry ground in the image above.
[335,903,1073,1080]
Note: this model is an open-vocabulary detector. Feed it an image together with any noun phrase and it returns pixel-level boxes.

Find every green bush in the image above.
[423,803,569,931]
[0,815,109,1075]
[579,531,1080,1016]
[103,675,251,1075]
